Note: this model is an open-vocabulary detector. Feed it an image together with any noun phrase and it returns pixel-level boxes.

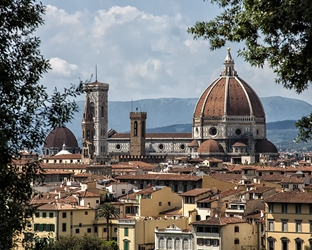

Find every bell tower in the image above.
[81,80,109,164]
[130,110,147,156]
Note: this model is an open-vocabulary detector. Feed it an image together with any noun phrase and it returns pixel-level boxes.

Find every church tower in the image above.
[81,80,109,164]
[130,111,147,156]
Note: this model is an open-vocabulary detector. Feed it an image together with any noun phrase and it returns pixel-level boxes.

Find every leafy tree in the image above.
[187,0,312,142]
[30,235,117,250]
[0,0,82,248]
[96,203,120,241]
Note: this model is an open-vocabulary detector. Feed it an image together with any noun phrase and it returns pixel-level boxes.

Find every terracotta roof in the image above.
[159,207,182,216]
[246,187,275,194]
[265,191,312,203]
[44,154,82,159]
[192,216,246,226]
[77,190,100,198]
[281,175,305,184]
[115,174,202,181]
[110,133,192,139]
[180,188,212,197]
[40,163,87,170]
[44,127,78,148]
[210,173,242,183]
[198,140,224,154]
[260,175,284,182]
[197,189,242,203]
[204,157,223,163]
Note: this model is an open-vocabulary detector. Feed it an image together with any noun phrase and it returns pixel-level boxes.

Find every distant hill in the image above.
[67,96,312,150]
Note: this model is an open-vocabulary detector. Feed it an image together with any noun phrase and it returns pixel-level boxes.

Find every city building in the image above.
[264,191,312,250]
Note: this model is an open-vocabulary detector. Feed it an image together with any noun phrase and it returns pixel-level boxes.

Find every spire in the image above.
[221,47,237,76]
[62,142,66,150]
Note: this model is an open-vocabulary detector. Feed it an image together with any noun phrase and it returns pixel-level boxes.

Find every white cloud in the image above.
[49,57,79,77]
[36,2,312,105]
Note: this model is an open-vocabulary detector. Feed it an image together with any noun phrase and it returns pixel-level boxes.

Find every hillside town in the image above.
[17,49,312,250]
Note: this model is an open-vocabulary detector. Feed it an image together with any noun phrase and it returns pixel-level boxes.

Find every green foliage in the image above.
[96,203,120,241]
[295,113,312,143]
[31,235,117,250]
[0,0,83,248]
[188,0,312,142]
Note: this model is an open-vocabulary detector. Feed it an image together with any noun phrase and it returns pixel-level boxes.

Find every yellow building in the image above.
[192,217,259,250]
[265,191,312,250]
[117,217,189,250]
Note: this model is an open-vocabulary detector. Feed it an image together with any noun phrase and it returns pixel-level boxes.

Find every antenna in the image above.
[95,65,98,81]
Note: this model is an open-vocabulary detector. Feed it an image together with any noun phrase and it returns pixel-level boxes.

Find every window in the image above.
[185,196,195,204]
[234,226,239,232]
[197,238,203,246]
[281,237,289,250]
[114,227,117,232]
[42,212,46,218]
[124,240,129,250]
[62,212,66,218]
[124,227,128,236]
[42,224,47,232]
[282,220,288,232]
[183,239,189,250]
[213,239,219,246]
[96,200,99,203]
[85,211,88,215]
[296,204,302,214]
[34,224,39,231]
[79,223,82,227]
[94,227,98,233]
[159,202,162,206]
[75,228,79,234]
[49,212,53,218]
[204,239,211,246]
[35,212,39,218]
[281,204,287,213]
[268,220,274,231]
[268,239,275,250]
[168,202,171,206]
[310,221,312,233]
[122,189,126,195]
[234,239,239,245]
[103,228,107,232]
[87,228,91,233]
[268,203,274,213]
[296,239,303,250]
[49,224,54,232]
[62,223,66,232]
[296,221,302,232]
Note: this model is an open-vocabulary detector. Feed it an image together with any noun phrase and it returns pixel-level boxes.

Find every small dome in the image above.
[188,140,199,147]
[198,140,224,153]
[232,141,247,147]
[44,127,78,149]
[255,139,278,153]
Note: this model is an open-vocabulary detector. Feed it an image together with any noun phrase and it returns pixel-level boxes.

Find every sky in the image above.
[37,0,312,104]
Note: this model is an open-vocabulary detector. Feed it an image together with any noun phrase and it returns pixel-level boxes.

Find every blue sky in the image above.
[37,0,312,104]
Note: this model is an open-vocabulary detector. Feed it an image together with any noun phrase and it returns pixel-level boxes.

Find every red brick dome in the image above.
[194,48,265,119]
[198,140,224,153]
[44,127,78,149]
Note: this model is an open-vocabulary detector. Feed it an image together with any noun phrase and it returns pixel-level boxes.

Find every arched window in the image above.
[90,102,95,118]
[175,238,180,249]
[295,237,303,250]
[159,238,165,249]
[134,121,138,136]
[101,106,104,117]
[267,237,275,250]
[183,239,189,250]
[167,238,173,249]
